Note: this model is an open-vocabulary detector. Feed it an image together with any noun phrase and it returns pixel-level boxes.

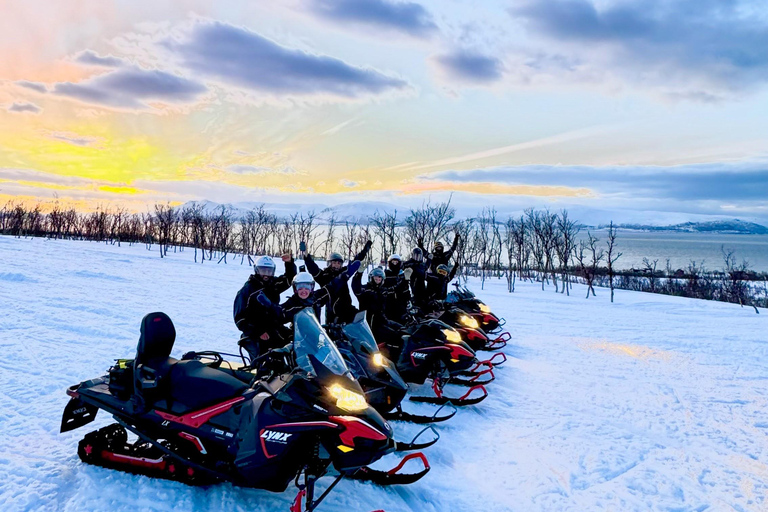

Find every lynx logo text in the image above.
[261,430,293,444]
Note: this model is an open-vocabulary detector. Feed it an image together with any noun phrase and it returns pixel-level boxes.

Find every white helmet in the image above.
[254,256,276,277]
[292,271,315,293]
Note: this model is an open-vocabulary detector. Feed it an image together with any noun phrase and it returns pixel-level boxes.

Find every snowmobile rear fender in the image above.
[61,394,99,433]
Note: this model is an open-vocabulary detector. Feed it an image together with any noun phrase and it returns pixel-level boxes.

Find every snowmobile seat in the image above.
[165,359,248,412]
[133,312,179,411]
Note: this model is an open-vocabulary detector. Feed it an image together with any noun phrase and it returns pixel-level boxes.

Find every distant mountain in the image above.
[180,200,768,234]
[611,219,768,235]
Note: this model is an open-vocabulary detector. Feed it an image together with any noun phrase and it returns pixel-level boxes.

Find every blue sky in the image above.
[0,0,766,222]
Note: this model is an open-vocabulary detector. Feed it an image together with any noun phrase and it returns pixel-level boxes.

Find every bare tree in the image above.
[605,221,622,303]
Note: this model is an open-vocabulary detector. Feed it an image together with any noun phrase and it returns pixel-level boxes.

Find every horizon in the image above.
[2,1,767,223]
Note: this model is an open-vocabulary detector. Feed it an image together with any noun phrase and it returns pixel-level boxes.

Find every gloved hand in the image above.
[346,260,361,276]
[256,292,272,307]
[403,267,413,280]
[356,262,365,274]
[363,240,372,253]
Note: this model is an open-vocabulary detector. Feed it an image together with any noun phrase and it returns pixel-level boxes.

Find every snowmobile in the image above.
[60,309,429,512]
[447,284,507,334]
[431,304,508,353]
[325,312,456,445]
[373,313,492,408]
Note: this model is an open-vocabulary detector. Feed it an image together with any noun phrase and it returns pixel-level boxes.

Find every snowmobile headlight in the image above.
[328,384,368,412]
[459,314,479,329]
[372,353,385,367]
[478,303,491,313]
[443,329,462,343]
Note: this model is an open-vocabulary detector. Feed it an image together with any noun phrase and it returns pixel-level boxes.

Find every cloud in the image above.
[340,179,359,188]
[434,50,504,84]
[308,0,437,38]
[0,168,95,186]
[166,21,409,99]
[48,132,101,147]
[510,0,768,95]
[226,165,300,175]
[420,160,768,202]
[75,50,124,68]
[7,102,41,114]
[15,81,48,93]
[52,66,207,109]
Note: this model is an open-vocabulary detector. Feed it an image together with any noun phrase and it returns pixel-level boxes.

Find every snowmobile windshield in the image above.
[293,309,351,379]
[342,312,379,355]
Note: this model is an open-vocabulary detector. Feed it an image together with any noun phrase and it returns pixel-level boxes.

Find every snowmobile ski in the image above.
[409,384,488,407]
[448,367,495,387]
[394,426,439,452]
[347,452,430,486]
[382,403,457,424]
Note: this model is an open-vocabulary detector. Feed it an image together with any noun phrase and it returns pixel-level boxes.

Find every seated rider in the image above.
[403,247,429,310]
[418,233,460,273]
[256,262,361,328]
[426,263,460,306]
[303,241,372,324]
[351,266,404,355]
[233,254,295,361]
[383,254,412,323]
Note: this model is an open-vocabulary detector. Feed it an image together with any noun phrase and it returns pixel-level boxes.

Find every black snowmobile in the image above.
[375,315,492,408]
[325,312,454,450]
[61,309,429,512]
[447,285,507,333]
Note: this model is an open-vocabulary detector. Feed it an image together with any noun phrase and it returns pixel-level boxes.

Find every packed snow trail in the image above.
[1,236,767,511]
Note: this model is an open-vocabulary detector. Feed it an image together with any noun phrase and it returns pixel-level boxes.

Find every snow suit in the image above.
[426,264,459,303]
[419,234,459,273]
[234,258,296,359]
[383,268,411,323]
[304,241,371,324]
[351,272,403,349]
[403,257,429,309]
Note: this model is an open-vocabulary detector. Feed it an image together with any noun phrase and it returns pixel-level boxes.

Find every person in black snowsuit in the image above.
[382,254,411,323]
[233,254,296,361]
[403,247,429,310]
[426,263,459,305]
[256,264,360,327]
[419,233,460,273]
[351,266,403,350]
[303,241,372,325]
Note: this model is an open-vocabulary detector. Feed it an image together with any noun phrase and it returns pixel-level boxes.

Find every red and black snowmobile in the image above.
[61,309,428,512]
[373,315,492,409]
[325,312,455,451]
[446,285,511,348]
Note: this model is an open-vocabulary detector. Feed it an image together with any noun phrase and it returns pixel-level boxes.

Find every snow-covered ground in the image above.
[1,235,767,512]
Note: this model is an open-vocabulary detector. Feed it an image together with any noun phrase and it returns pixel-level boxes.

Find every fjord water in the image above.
[583,230,768,272]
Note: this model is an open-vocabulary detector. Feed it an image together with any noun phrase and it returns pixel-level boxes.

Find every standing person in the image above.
[426,263,460,304]
[233,254,296,361]
[403,247,429,309]
[419,233,460,273]
[303,240,372,324]
[383,254,411,323]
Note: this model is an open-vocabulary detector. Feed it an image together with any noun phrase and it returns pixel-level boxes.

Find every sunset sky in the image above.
[1,0,767,221]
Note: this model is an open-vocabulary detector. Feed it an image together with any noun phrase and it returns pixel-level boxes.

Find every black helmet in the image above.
[387,254,402,271]
[436,264,449,276]
[412,247,423,262]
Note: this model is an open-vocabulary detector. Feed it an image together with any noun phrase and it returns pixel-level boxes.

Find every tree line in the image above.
[2,198,765,311]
